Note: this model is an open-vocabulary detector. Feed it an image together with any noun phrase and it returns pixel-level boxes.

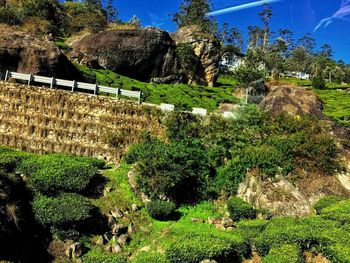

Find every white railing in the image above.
[3,70,142,103]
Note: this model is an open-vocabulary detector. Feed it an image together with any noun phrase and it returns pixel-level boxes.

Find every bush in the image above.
[126,138,210,204]
[227,197,257,221]
[319,199,350,223]
[312,76,326,89]
[263,244,302,263]
[146,200,177,221]
[82,248,128,263]
[0,150,31,172]
[134,252,169,263]
[32,193,93,226]
[233,64,267,87]
[21,155,97,195]
[314,196,345,214]
[0,6,24,25]
[166,234,248,263]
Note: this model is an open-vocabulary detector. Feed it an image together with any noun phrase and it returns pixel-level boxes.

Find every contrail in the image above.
[206,0,283,17]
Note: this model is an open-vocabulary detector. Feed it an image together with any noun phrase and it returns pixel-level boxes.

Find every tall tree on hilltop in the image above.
[173,0,215,34]
[106,0,118,22]
[259,4,272,51]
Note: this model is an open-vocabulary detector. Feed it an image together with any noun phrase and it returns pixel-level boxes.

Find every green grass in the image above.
[314,89,350,127]
[75,64,240,111]
[282,78,350,89]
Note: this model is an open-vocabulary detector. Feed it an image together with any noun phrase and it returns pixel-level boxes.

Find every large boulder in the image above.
[171,25,220,87]
[68,28,179,83]
[260,86,324,118]
[0,29,82,80]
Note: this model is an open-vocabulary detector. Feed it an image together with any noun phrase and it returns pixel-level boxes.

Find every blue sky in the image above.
[106,1,350,62]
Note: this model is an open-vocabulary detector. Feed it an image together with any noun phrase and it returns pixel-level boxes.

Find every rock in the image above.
[128,222,137,234]
[111,223,128,235]
[105,244,122,254]
[65,242,85,259]
[140,245,151,252]
[68,28,179,83]
[221,217,235,228]
[191,218,205,223]
[117,234,130,247]
[200,260,218,263]
[0,29,82,80]
[260,86,324,118]
[111,208,124,219]
[226,227,235,231]
[131,203,140,212]
[107,215,117,228]
[171,25,220,87]
[208,217,222,225]
[215,224,226,231]
[95,235,106,246]
[103,186,114,196]
[103,231,113,241]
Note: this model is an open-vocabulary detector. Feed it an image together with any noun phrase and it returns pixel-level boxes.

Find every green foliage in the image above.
[126,138,211,204]
[21,155,97,196]
[75,64,237,111]
[0,150,31,172]
[133,252,169,263]
[32,193,92,226]
[0,6,24,25]
[176,43,198,82]
[227,197,257,221]
[263,244,302,263]
[312,76,326,89]
[146,200,177,221]
[166,234,248,263]
[82,248,128,263]
[319,199,350,223]
[314,196,345,214]
[233,63,267,87]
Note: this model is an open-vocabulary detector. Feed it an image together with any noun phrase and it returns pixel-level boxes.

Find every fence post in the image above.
[4,70,9,82]
[94,84,98,95]
[50,77,54,89]
[138,92,142,104]
[116,87,119,100]
[28,74,33,86]
[72,80,76,92]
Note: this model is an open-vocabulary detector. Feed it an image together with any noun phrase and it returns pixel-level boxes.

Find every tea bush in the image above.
[166,234,248,263]
[263,244,302,263]
[227,197,257,221]
[314,196,345,214]
[146,200,177,221]
[312,76,326,89]
[32,193,92,226]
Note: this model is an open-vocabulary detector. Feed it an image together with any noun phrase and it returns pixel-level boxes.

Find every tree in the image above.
[320,44,333,58]
[106,0,117,22]
[173,0,215,34]
[297,33,315,54]
[128,14,141,28]
[258,4,272,51]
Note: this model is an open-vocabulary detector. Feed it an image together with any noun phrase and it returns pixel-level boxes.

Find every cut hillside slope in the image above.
[0,81,165,162]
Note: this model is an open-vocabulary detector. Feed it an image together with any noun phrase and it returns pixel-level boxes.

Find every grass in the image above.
[75,64,240,111]
[314,89,350,127]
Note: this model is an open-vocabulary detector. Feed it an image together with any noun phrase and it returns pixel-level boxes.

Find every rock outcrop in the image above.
[68,28,179,83]
[0,29,82,80]
[171,25,220,87]
[260,86,324,118]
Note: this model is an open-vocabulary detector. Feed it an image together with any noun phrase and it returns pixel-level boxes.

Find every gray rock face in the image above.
[68,28,179,83]
[171,25,220,87]
[0,30,82,80]
[65,242,85,259]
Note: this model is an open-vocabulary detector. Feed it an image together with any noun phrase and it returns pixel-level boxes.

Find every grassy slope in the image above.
[75,64,240,111]
[281,78,350,128]
[84,163,350,263]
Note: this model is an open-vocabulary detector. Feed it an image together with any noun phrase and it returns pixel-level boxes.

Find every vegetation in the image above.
[227,197,257,221]
[146,200,177,221]
[312,76,326,89]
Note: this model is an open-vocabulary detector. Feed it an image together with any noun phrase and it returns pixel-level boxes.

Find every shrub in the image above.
[233,64,267,87]
[0,150,31,172]
[263,244,302,263]
[146,200,177,221]
[319,199,350,223]
[227,197,257,221]
[0,6,24,25]
[134,252,169,263]
[126,138,210,204]
[312,76,326,89]
[314,196,345,214]
[21,154,97,195]
[166,234,248,263]
[82,248,128,263]
[32,193,93,226]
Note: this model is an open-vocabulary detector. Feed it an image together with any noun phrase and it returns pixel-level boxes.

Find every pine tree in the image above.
[173,0,215,33]
[106,0,118,22]
[128,15,141,28]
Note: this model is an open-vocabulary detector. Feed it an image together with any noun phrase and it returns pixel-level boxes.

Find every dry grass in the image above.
[0,81,165,162]
[107,23,139,30]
